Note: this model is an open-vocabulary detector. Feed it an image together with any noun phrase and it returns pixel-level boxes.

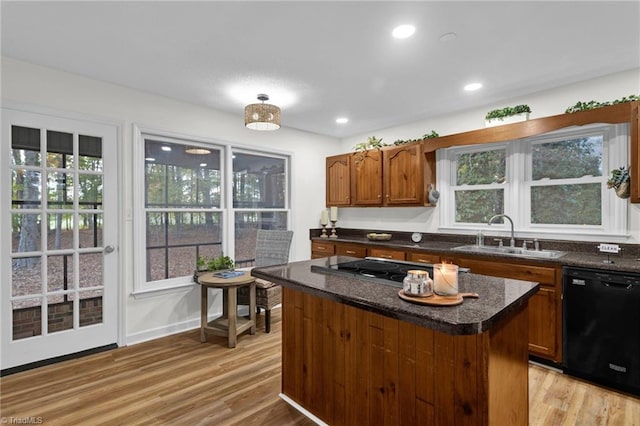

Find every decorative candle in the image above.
[330,206,338,222]
[320,209,329,225]
[433,263,459,296]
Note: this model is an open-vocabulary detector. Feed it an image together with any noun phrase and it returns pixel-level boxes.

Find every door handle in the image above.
[104,245,116,254]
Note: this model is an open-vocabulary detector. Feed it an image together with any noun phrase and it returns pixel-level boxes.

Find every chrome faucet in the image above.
[488,214,515,247]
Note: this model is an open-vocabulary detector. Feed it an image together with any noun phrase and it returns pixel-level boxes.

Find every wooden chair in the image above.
[238,229,293,333]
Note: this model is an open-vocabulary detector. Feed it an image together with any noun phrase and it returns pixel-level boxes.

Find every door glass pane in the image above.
[78,173,102,209]
[46,130,74,169]
[234,212,288,266]
[80,213,103,248]
[79,253,103,288]
[12,256,42,297]
[47,213,74,250]
[531,184,601,225]
[79,135,103,171]
[233,153,286,208]
[47,254,73,292]
[47,172,73,209]
[13,298,42,340]
[12,126,41,166]
[12,213,41,252]
[12,169,42,208]
[47,295,74,334]
[455,189,504,223]
[80,290,103,327]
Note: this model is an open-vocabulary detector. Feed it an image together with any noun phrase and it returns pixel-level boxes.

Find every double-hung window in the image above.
[439,124,628,239]
[232,150,289,267]
[140,137,223,289]
[133,127,291,294]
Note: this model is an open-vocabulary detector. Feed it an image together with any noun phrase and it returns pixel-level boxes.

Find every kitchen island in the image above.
[252,256,540,425]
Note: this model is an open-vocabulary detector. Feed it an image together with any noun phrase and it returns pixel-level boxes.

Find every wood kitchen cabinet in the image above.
[311,241,367,259]
[326,141,430,207]
[383,143,425,206]
[325,154,351,206]
[311,241,335,258]
[368,247,406,261]
[351,150,383,206]
[311,238,563,362]
[450,255,562,363]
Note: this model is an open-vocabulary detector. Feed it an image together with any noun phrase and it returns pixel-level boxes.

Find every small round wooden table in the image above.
[197,271,256,348]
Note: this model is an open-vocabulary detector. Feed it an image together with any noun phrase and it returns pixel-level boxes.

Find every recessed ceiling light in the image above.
[336,117,349,124]
[464,82,483,92]
[392,24,415,39]
[439,32,457,42]
[145,157,155,162]
[161,146,172,152]
[200,163,207,167]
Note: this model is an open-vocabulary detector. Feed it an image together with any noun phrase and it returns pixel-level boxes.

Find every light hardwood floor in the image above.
[1,308,638,425]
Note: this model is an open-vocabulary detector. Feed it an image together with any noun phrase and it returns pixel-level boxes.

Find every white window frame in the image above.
[132,125,293,295]
[227,147,292,265]
[438,123,629,242]
[132,125,227,295]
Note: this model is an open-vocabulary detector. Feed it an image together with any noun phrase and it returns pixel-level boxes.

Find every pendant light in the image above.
[244,94,281,131]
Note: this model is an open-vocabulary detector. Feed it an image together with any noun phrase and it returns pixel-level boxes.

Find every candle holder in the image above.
[320,224,329,238]
[433,263,459,296]
[329,220,338,238]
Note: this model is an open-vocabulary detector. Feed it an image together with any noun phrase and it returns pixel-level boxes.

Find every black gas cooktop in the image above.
[311,257,468,288]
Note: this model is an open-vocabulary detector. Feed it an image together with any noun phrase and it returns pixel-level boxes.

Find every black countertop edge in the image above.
[310,234,640,273]
[251,257,540,336]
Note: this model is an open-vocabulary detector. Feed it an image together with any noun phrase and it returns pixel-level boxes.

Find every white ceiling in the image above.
[2,1,639,138]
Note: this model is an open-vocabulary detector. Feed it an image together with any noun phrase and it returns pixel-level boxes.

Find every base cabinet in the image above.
[311,239,563,363]
[450,256,562,363]
[282,287,529,426]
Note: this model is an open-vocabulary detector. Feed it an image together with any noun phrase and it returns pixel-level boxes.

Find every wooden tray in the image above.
[398,290,479,306]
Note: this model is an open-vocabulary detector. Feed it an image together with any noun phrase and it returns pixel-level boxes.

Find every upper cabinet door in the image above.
[326,154,351,206]
[351,150,383,206]
[383,143,425,206]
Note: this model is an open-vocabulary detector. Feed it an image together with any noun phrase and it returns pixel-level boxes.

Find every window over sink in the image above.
[438,123,629,240]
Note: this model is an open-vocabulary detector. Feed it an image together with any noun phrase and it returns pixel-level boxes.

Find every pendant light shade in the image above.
[244,94,281,131]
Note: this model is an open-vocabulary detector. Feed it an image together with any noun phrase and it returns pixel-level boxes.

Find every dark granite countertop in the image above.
[252,256,539,336]
[311,230,640,274]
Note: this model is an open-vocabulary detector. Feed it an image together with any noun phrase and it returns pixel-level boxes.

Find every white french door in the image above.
[1,108,119,370]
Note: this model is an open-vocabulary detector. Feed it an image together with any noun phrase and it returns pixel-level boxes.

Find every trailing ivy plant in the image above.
[392,130,440,146]
[485,105,531,121]
[565,94,640,114]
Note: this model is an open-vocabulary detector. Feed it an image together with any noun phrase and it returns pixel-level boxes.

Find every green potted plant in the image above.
[485,104,531,127]
[194,253,235,281]
[607,166,631,199]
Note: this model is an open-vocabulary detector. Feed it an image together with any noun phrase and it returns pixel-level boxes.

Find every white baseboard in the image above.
[126,309,222,346]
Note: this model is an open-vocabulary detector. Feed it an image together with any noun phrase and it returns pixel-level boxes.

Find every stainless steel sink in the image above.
[451,245,567,259]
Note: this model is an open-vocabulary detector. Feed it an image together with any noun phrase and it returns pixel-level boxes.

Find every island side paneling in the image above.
[281,287,529,426]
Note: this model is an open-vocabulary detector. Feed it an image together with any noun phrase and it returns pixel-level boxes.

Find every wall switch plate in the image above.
[598,243,620,253]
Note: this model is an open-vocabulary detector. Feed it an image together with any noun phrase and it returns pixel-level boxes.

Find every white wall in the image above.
[1,57,340,344]
[338,69,640,243]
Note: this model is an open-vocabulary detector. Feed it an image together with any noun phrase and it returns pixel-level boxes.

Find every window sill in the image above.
[131,281,197,299]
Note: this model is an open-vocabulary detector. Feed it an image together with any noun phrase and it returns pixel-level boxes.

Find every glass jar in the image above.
[403,270,433,296]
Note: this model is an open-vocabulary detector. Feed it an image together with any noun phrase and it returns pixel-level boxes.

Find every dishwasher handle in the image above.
[603,281,634,290]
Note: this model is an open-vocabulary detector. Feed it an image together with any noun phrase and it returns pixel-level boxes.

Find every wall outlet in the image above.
[598,243,620,254]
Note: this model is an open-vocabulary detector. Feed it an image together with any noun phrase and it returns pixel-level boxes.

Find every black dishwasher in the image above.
[563,266,640,395]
